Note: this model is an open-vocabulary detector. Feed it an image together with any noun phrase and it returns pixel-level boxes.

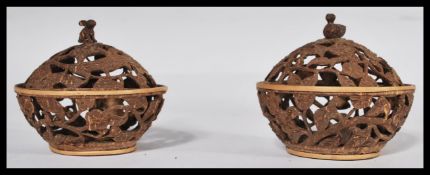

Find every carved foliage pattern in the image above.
[17,94,164,150]
[257,90,413,154]
[24,43,157,89]
[265,39,403,87]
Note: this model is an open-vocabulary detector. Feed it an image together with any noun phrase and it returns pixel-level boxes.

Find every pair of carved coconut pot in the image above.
[15,14,415,160]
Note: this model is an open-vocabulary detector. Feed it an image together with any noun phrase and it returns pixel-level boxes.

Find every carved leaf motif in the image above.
[318,135,340,147]
[307,57,333,66]
[123,96,148,110]
[369,59,383,72]
[17,96,34,117]
[366,97,391,119]
[107,106,129,127]
[301,73,318,86]
[293,94,315,111]
[59,73,86,88]
[330,96,350,109]
[75,98,95,112]
[286,107,301,119]
[342,61,363,79]
[93,77,123,89]
[86,109,109,131]
[385,71,402,86]
[350,95,372,109]
[266,91,282,115]
[338,128,353,146]
[37,97,64,114]
[319,72,338,86]
[338,75,356,87]
[108,126,122,137]
[314,108,330,131]
[344,127,374,147]
[53,134,83,144]
[359,75,378,87]
[286,73,301,85]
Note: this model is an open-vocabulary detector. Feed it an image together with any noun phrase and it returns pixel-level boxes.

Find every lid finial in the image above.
[78,19,97,44]
[323,14,346,39]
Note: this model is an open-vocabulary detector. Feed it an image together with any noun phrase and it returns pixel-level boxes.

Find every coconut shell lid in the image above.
[24,20,157,90]
[264,14,403,87]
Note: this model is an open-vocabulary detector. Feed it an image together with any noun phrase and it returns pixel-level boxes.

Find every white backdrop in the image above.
[7,7,423,168]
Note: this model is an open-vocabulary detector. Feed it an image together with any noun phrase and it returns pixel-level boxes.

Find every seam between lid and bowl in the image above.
[256,82,415,94]
[14,83,167,97]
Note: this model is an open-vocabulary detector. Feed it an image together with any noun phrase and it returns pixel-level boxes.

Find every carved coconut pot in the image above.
[256,14,415,160]
[15,20,167,156]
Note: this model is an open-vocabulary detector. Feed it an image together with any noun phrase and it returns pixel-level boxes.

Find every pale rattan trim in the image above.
[15,84,167,97]
[257,82,415,95]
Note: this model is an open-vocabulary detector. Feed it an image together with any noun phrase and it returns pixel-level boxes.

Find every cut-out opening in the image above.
[83,130,99,136]
[53,83,66,89]
[333,63,343,71]
[95,99,108,110]
[124,77,140,88]
[59,56,77,64]
[131,70,138,76]
[84,53,106,62]
[320,42,334,47]
[120,115,140,131]
[69,115,86,127]
[317,71,340,86]
[58,98,73,107]
[309,104,319,114]
[72,72,85,80]
[91,70,106,77]
[279,94,292,110]
[79,78,98,88]
[50,64,65,73]
[136,107,145,112]
[370,128,378,139]
[315,96,328,106]
[127,121,139,131]
[405,95,410,106]
[295,69,314,80]
[356,123,368,129]
[317,74,323,80]
[316,65,329,70]
[293,116,306,129]
[297,134,308,144]
[324,51,338,59]
[80,110,89,119]
[109,67,127,76]
[368,73,378,81]
[329,119,338,125]
[53,127,79,137]
[303,55,317,65]
[311,125,318,132]
[272,72,282,82]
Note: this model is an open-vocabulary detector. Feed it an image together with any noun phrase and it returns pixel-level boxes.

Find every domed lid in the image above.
[24,20,157,90]
[264,14,403,87]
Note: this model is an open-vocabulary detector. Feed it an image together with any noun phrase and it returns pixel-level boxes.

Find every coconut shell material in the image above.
[256,14,415,160]
[15,20,167,156]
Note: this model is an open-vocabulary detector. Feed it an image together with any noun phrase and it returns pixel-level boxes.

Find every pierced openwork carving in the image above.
[15,20,167,155]
[24,42,156,90]
[17,93,164,151]
[265,15,402,88]
[257,90,413,155]
[257,14,415,160]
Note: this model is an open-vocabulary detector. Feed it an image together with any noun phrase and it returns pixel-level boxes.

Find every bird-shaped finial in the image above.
[78,19,97,44]
[323,14,346,39]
